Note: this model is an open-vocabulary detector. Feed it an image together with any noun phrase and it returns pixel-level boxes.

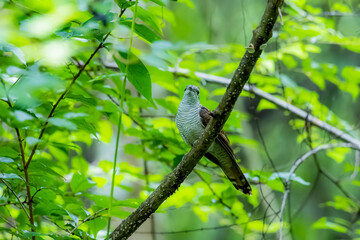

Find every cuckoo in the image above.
[175,85,252,195]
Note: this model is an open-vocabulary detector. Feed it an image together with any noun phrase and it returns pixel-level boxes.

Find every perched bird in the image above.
[175,85,252,195]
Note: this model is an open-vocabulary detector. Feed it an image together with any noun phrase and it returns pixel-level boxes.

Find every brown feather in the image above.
[199,107,252,195]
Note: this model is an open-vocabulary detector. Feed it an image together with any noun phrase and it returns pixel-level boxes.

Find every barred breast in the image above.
[175,102,204,146]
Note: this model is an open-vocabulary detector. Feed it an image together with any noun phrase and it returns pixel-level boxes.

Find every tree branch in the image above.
[25,32,111,169]
[110,1,284,239]
[100,64,360,149]
[168,68,360,149]
[25,6,129,169]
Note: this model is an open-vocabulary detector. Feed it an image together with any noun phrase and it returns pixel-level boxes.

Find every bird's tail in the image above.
[226,162,252,195]
[205,153,252,195]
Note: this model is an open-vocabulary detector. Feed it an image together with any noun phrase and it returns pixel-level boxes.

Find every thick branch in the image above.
[169,68,360,148]
[110,1,284,239]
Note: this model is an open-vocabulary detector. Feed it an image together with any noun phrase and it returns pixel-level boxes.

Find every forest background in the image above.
[1,0,360,239]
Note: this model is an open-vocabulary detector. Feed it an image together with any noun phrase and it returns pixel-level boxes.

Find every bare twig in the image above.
[194,170,234,215]
[278,143,360,240]
[110,1,284,239]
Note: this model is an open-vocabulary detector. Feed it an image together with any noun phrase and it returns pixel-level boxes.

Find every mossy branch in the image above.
[110,1,284,239]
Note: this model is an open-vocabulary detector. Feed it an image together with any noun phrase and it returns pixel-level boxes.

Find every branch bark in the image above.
[110,1,284,239]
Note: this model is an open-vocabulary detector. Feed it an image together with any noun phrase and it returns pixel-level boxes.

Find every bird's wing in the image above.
[199,106,252,195]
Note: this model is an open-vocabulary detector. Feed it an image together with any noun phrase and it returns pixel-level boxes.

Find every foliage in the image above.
[0,0,360,239]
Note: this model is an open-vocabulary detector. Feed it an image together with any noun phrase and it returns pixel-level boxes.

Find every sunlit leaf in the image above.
[0,157,14,163]
[312,217,348,233]
[132,6,163,34]
[49,118,78,130]
[0,42,26,65]
[70,172,96,193]
[0,147,18,158]
[122,21,161,43]
[113,51,154,104]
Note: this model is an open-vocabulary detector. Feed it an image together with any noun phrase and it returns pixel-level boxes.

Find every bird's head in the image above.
[182,85,200,104]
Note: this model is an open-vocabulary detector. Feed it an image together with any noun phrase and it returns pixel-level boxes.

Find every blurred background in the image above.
[1,0,360,239]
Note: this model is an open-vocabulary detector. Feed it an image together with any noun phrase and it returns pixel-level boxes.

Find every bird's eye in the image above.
[184,87,187,92]
[196,89,199,95]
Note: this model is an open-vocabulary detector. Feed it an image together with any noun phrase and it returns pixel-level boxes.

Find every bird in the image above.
[175,85,252,195]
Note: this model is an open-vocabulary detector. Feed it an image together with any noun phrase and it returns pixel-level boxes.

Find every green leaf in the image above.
[257,99,277,111]
[326,147,350,163]
[97,119,113,143]
[0,42,26,65]
[0,173,23,180]
[87,217,106,238]
[132,6,163,34]
[113,52,154,103]
[312,217,348,233]
[70,172,96,193]
[114,0,136,8]
[22,232,48,238]
[150,0,166,6]
[0,147,19,158]
[196,169,211,183]
[11,110,34,122]
[49,118,78,131]
[122,21,161,43]
[71,156,89,175]
[65,93,97,106]
[83,193,140,208]
[173,154,183,168]
[326,196,359,214]
[267,179,285,192]
[0,157,14,163]
[34,202,67,217]
[26,137,41,146]
[269,172,310,186]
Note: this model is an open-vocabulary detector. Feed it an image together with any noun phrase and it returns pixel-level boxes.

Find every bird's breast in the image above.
[175,103,204,146]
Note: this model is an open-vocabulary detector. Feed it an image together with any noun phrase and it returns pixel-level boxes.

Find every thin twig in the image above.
[194,170,234,215]
[29,188,43,203]
[0,214,17,229]
[68,208,107,236]
[278,143,360,240]
[0,179,30,220]
[25,31,111,169]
